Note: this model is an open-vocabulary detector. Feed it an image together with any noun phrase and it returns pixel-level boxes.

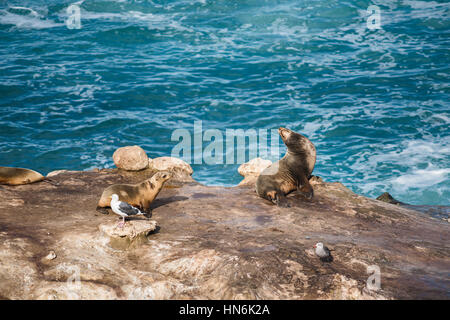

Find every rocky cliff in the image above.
[0,168,448,299]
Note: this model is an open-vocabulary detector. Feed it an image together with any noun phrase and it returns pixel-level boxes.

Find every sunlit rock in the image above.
[113,146,149,171]
[237,158,272,186]
[149,157,193,182]
[99,220,158,250]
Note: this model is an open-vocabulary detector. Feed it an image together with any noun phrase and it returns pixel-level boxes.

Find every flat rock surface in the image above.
[99,220,158,250]
[99,220,157,239]
[0,170,448,299]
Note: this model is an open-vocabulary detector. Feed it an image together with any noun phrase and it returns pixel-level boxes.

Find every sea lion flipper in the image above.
[143,207,152,216]
[144,210,152,218]
[275,193,290,208]
[298,176,314,199]
[266,190,288,207]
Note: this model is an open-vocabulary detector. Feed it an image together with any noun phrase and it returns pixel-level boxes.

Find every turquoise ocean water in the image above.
[0,0,449,205]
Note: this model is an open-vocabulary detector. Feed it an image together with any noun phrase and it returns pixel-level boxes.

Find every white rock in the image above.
[238,158,272,177]
[113,146,149,171]
[237,158,272,185]
[45,250,57,260]
[99,220,157,250]
[46,170,77,177]
[149,157,193,181]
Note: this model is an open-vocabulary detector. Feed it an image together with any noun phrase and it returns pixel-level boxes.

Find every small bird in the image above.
[314,242,333,262]
[110,194,145,228]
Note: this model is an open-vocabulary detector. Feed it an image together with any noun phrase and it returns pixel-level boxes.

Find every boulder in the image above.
[47,170,78,177]
[112,146,149,171]
[237,158,272,185]
[376,192,449,220]
[149,157,193,181]
[99,220,158,250]
[376,192,404,205]
[44,250,57,261]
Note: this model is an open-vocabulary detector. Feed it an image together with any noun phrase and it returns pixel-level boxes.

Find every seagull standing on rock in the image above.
[314,242,333,262]
[110,194,145,228]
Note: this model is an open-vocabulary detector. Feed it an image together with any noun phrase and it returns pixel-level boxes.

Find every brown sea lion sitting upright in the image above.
[97,171,172,214]
[256,127,316,207]
[0,166,45,185]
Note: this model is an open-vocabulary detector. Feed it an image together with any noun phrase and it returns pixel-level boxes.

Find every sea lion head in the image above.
[151,171,172,184]
[278,127,316,174]
[278,127,310,153]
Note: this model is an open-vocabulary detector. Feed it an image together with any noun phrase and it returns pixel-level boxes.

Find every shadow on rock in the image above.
[151,196,189,210]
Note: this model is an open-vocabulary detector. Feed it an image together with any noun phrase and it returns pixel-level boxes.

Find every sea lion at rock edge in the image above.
[96,171,172,214]
[255,127,316,207]
[0,166,45,185]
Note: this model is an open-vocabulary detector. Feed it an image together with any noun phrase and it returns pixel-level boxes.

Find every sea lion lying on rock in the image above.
[0,166,45,185]
[256,127,316,207]
[97,171,172,214]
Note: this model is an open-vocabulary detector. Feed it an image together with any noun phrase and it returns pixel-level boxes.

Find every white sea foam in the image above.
[369,0,450,27]
[267,18,308,39]
[403,0,449,10]
[55,84,102,100]
[357,139,450,170]
[390,167,450,191]
[0,9,63,29]
[8,7,39,17]
[77,11,124,20]
[78,9,194,32]
[353,138,450,198]
[300,119,334,139]
[430,113,450,124]
[80,10,160,22]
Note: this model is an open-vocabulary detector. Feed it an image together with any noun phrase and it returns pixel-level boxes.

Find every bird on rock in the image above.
[110,194,145,228]
[314,242,333,262]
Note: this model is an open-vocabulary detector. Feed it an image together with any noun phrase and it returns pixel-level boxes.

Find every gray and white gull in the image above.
[110,194,145,227]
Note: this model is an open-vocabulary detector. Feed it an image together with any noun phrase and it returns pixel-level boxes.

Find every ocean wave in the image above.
[0,7,63,29]
[352,138,450,203]
[391,167,450,191]
[0,0,448,205]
